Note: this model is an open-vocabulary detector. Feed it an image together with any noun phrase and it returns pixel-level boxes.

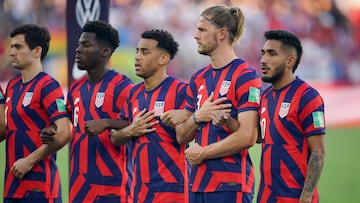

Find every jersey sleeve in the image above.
[41,80,68,123]
[0,87,5,104]
[235,69,261,113]
[184,75,197,113]
[175,83,188,109]
[298,87,326,137]
[114,77,133,112]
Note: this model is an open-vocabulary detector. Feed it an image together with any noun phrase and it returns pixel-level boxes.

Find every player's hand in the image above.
[196,92,232,123]
[210,110,231,126]
[127,109,159,137]
[11,157,34,179]
[185,143,205,166]
[160,110,187,126]
[41,124,57,144]
[85,119,108,137]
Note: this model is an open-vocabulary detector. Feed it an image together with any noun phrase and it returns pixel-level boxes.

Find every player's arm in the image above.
[11,117,71,179]
[176,93,233,145]
[85,119,130,137]
[111,109,158,145]
[300,134,326,203]
[185,110,258,166]
[160,109,189,126]
[0,104,6,142]
[175,110,197,145]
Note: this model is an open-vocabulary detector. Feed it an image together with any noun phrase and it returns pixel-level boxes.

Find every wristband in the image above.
[192,113,200,125]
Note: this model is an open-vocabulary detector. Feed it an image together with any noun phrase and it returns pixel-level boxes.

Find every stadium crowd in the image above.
[0,0,359,85]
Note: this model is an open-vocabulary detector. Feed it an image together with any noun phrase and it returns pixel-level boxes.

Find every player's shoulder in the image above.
[192,64,212,78]
[168,76,188,86]
[128,82,145,96]
[108,69,134,85]
[35,72,62,88]
[7,74,22,87]
[69,75,87,91]
[295,78,322,97]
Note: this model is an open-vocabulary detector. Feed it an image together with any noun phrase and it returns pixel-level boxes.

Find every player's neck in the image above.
[272,74,296,90]
[87,67,109,83]
[144,71,168,91]
[209,46,237,69]
[20,61,43,83]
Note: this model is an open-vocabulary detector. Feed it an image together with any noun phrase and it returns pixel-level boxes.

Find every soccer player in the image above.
[111,29,188,202]
[175,5,262,203]
[4,24,71,202]
[65,21,133,202]
[257,30,326,203]
[0,87,5,141]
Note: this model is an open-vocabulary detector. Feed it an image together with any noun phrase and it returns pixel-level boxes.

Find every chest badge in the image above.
[22,92,33,107]
[220,80,231,96]
[95,92,105,108]
[154,101,165,116]
[279,102,290,118]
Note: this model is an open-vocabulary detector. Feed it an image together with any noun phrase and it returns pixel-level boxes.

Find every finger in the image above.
[111,129,119,137]
[160,115,171,124]
[204,92,214,102]
[212,97,228,105]
[144,128,157,133]
[135,108,148,118]
[42,137,54,144]
[142,112,157,123]
[134,127,156,136]
[145,120,159,128]
[215,103,232,110]
[159,112,168,121]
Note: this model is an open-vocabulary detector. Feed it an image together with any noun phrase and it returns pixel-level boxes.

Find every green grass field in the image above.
[0,127,359,202]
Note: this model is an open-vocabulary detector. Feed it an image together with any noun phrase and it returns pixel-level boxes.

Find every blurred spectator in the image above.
[0,0,359,85]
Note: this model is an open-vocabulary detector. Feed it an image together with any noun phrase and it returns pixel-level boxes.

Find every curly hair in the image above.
[82,20,120,54]
[141,29,179,59]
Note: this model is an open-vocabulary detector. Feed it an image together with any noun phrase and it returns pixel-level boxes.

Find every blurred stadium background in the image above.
[0,0,359,202]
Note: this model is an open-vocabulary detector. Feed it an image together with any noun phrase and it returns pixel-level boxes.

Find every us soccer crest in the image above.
[279,102,290,118]
[219,80,231,96]
[95,92,105,108]
[154,101,165,116]
[22,92,33,107]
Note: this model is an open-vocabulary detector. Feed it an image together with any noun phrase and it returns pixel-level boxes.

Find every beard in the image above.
[198,35,218,55]
[262,63,286,83]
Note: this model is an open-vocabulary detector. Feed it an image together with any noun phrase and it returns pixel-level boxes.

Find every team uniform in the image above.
[185,59,261,202]
[120,77,188,203]
[4,72,68,202]
[0,86,4,105]
[66,70,133,203]
[257,77,325,203]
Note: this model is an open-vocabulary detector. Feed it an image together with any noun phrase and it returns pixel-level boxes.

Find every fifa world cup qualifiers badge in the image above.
[312,111,325,128]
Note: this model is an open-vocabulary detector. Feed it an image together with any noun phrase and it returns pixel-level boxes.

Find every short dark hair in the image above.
[264,30,303,72]
[141,29,179,59]
[82,20,120,54]
[10,24,50,61]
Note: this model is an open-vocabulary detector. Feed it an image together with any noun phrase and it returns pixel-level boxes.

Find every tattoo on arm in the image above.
[303,151,325,194]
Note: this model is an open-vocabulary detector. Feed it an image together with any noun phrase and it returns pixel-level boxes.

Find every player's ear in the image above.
[218,27,227,40]
[287,55,296,67]
[32,46,42,59]
[159,53,170,66]
[102,47,111,58]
